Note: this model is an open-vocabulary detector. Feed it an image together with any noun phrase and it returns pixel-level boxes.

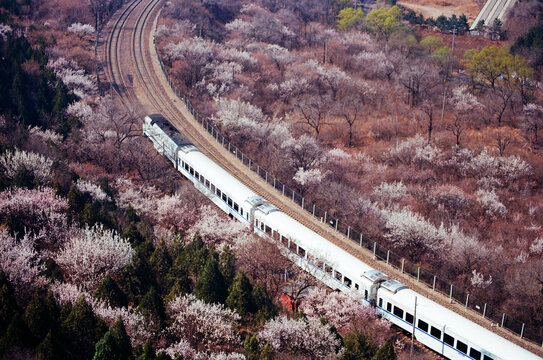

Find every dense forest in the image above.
[0,0,542,358]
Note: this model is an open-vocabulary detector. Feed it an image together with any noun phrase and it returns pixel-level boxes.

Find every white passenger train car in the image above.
[143,114,541,360]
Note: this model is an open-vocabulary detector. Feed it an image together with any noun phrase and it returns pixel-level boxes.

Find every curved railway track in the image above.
[102,0,543,356]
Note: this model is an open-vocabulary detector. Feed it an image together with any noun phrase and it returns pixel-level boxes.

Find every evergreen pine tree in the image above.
[37,330,58,360]
[219,246,236,290]
[252,285,277,321]
[52,80,69,115]
[194,254,227,304]
[136,287,165,326]
[226,271,254,316]
[93,331,117,360]
[12,165,36,188]
[243,334,259,360]
[120,251,157,304]
[260,342,275,360]
[95,274,128,308]
[136,342,156,360]
[371,339,396,360]
[341,329,377,360]
[0,271,18,333]
[110,318,132,360]
[61,295,106,359]
[0,312,32,353]
[150,240,172,293]
[24,291,57,345]
[178,234,208,275]
[155,352,171,360]
[67,184,86,215]
[165,277,192,304]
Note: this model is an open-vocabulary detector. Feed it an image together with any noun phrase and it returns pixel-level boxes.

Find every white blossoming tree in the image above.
[56,224,134,288]
[257,315,340,358]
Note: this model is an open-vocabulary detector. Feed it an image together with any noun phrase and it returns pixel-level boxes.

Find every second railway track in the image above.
[101,0,543,356]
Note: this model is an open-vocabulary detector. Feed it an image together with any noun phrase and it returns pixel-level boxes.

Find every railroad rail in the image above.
[101,0,543,356]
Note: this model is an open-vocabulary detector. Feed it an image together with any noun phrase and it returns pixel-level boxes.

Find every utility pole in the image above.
[410,296,418,358]
[451,26,457,54]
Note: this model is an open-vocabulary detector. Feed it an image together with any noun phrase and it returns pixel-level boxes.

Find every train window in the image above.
[298,247,305,257]
[443,333,454,347]
[205,179,210,188]
[378,298,383,307]
[418,320,429,332]
[217,188,221,197]
[227,198,233,207]
[393,306,404,319]
[386,303,392,312]
[325,264,333,275]
[189,167,194,176]
[211,184,216,193]
[222,193,227,202]
[456,340,467,354]
[334,271,342,281]
[469,349,481,360]
[364,290,368,299]
[260,222,264,231]
[344,277,352,288]
[234,203,239,212]
[483,356,494,360]
[354,283,359,290]
[265,225,272,236]
[289,241,297,253]
[405,312,414,325]
[280,236,288,247]
[430,326,441,340]
[272,231,279,240]
[240,208,244,216]
[184,163,189,171]
[194,171,199,179]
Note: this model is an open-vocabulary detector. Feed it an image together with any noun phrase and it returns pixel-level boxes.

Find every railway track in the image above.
[102,0,543,356]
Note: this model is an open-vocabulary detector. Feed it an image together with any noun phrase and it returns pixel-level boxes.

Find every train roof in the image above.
[180,149,258,204]
[260,211,374,276]
[388,288,540,360]
[145,114,192,147]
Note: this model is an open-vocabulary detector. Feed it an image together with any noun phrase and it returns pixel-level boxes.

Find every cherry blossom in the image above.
[470,269,493,289]
[76,179,111,202]
[476,189,507,218]
[384,208,446,261]
[67,22,95,37]
[372,181,407,207]
[0,187,69,248]
[0,23,12,40]
[56,224,134,288]
[300,287,380,330]
[188,205,248,247]
[0,230,48,294]
[28,126,63,145]
[0,148,54,184]
[50,281,91,305]
[293,167,324,187]
[257,315,340,358]
[167,294,241,351]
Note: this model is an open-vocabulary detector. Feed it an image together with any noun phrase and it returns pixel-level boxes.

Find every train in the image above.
[143,114,540,360]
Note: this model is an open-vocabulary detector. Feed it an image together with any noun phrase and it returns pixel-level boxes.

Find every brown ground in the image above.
[398,0,482,22]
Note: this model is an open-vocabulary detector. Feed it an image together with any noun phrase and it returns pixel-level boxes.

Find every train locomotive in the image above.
[143,114,540,360]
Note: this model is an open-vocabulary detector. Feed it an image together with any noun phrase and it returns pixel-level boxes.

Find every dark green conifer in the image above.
[150,240,172,292]
[219,246,236,289]
[137,287,165,325]
[178,234,208,275]
[12,165,36,188]
[226,272,254,316]
[243,334,259,360]
[120,251,156,304]
[0,271,18,333]
[61,295,106,359]
[260,342,275,360]
[371,339,396,360]
[93,331,117,360]
[252,285,277,321]
[136,342,156,360]
[0,312,32,353]
[24,291,58,345]
[341,329,377,360]
[95,274,128,308]
[37,330,58,360]
[194,254,227,304]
